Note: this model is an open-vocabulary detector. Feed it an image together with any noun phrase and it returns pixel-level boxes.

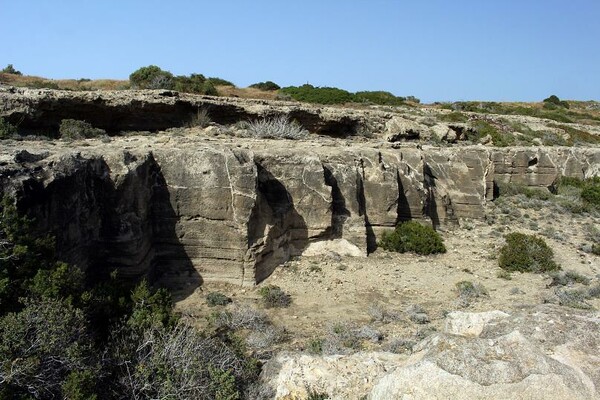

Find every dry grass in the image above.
[216,85,279,100]
[0,73,129,90]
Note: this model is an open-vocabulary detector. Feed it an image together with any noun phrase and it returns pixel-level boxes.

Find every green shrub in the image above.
[354,90,405,106]
[307,389,330,400]
[495,182,552,200]
[258,285,291,308]
[249,81,280,91]
[129,65,174,89]
[59,119,105,139]
[378,221,446,255]
[440,111,468,123]
[543,95,569,109]
[592,243,600,255]
[206,292,232,307]
[0,196,56,314]
[207,77,235,87]
[307,338,323,354]
[0,117,18,139]
[0,299,96,398]
[498,233,559,273]
[581,185,600,208]
[61,370,98,400]
[1,64,22,75]
[279,84,354,105]
[110,322,257,400]
[470,120,514,146]
[174,73,218,95]
[127,279,178,331]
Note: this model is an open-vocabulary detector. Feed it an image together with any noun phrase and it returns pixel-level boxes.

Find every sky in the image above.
[1,0,599,103]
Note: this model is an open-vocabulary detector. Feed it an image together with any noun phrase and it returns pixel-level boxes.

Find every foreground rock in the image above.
[256,305,600,399]
[1,135,599,286]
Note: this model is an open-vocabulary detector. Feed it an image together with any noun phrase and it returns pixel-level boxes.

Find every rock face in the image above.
[0,86,390,137]
[1,136,599,286]
[256,306,600,400]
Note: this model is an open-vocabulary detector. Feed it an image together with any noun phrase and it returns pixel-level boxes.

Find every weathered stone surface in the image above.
[384,117,427,141]
[0,86,396,138]
[255,306,600,400]
[444,310,510,337]
[1,137,599,285]
[260,352,406,400]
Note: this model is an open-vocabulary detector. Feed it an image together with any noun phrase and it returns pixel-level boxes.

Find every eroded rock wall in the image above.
[1,138,599,286]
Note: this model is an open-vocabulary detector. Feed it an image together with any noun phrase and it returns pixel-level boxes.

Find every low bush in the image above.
[498,233,559,273]
[0,298,96,398]
[495,182,552,200]
[385,338,415,353]
[307,338,323,354]
[0,117,18,139]
[555,288,592,309]
[246,325,285,349]
[1,64,22,75]
[406,304,430,324]
[548,270,590,286]
[207,77,235,87]
[249,81,280,91]
[354,90,405,106]
[321,322,381,354]
[210,305,269,331]
[455,281,488,308]
[440,111,468,123]
[173,74,218,95]
[206,292,232,307]
[581,185,600,208]
[188,108,212,128]
[279,84,354,105]
[258,285,291,308]
[543,95,570,109]
[243,115,309,139]
[111,322,258,400]
[589,284,600,298]
[378,221,446,255]
[470,120,514,146]
[367,304,402,323]
[59,119,105,139]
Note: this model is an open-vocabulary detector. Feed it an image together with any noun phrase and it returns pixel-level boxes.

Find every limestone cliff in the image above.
[1,136,598,286]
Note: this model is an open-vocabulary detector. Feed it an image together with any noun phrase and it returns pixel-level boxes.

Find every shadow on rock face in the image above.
[15,152,201,301]
[248,163,308,284]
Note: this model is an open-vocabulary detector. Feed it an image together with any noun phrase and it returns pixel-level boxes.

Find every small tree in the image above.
[129,65,174,89]
[1,64,22,75]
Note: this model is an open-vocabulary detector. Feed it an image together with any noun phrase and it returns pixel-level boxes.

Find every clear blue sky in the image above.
[2,0,599,103]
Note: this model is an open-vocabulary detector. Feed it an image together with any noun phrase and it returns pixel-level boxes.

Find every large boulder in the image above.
[255,306,600,400]
[384,117,428,142]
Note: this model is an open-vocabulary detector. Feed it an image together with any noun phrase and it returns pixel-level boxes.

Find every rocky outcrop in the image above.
[1,136,599,286]
[256,306,600,399]
[0,86,391,137]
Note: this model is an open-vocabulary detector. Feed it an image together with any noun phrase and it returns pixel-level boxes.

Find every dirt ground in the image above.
[174,197,600,354]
